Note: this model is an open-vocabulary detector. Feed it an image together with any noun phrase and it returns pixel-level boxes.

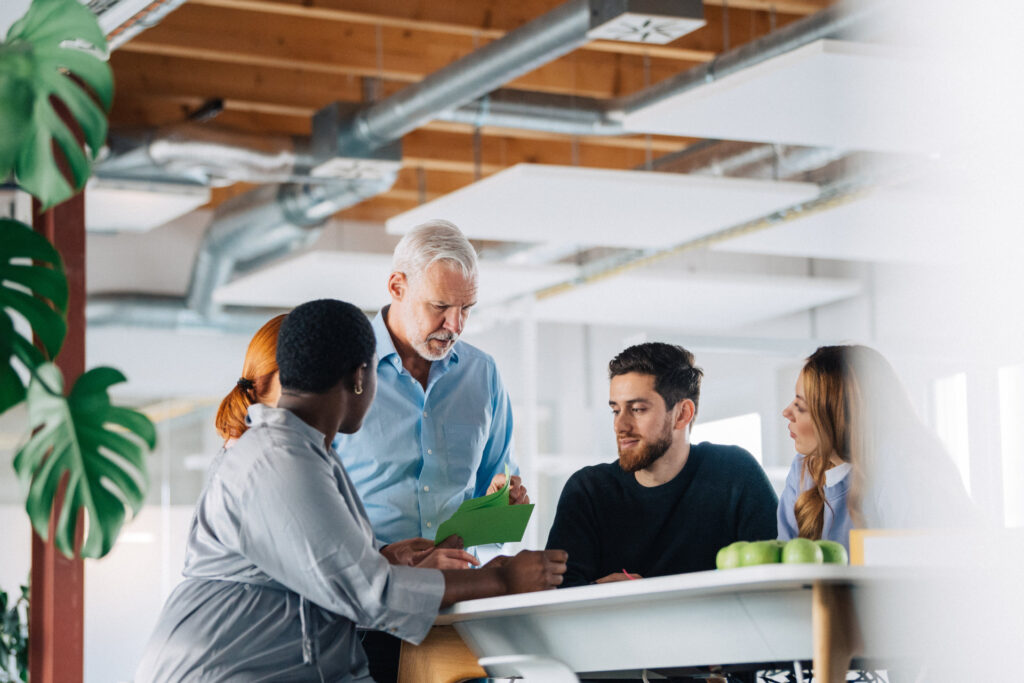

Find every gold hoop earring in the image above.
[354,383,363,395]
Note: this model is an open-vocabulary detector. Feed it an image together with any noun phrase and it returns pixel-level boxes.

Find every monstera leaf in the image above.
[14,364,156,559]
[0,0,113,208]
[0,218,68,415]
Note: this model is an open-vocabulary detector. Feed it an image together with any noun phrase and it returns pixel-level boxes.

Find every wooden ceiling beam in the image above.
[186,0,717,63]
[122,4,694,99]
[178,0,828,60]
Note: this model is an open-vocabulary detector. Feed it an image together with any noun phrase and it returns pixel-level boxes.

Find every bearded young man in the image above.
[546,342,778,587]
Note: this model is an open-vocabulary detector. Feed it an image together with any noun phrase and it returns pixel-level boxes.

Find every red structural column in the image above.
[30,192,86,683]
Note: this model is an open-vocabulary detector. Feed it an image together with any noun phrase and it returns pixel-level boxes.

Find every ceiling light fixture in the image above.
[587,0,705,45]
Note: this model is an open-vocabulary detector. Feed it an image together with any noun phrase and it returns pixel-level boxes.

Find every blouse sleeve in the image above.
[777,455,803,541]
[236,432,444,644]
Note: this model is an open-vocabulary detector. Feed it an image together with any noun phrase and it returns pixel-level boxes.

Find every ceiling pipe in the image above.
[87,173,396,326]
[89,0,191,51]
[184,176,397,318]
[437,91,620,136]
[341,0,595,152]
[86,296,284,333]
[97,125,315,186]
[437,0,880,139]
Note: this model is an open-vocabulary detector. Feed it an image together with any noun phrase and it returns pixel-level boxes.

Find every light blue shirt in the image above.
[334,308,517,545]
[777,453,853,550]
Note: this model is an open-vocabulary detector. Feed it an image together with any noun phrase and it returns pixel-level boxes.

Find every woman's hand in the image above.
[379,538,434,566]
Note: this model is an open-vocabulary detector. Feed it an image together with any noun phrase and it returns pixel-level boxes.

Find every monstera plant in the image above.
[1,0,156,560]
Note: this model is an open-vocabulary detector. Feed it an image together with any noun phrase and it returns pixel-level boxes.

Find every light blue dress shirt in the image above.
[777,453,853,550]
[334,308,517,545]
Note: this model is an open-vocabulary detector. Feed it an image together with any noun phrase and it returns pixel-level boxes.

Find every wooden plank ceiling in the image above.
[108,0,834,224]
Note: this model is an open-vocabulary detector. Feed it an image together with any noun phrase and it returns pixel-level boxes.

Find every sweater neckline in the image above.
[617,442,704,496]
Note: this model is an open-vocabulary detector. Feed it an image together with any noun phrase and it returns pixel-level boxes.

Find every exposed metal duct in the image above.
[97,126,313,186]
[89,0,190,51]
[86,296,284,333]
[431,0,880,139]
[184,176,397,318]
[650,140,850,180]
[339,0,594,152]
[437,91,620,137]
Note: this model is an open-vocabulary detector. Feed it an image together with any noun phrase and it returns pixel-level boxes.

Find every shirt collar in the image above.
[825,461,852,487]
[373,306,461,374]
[246,403,326,445]
[372,307,401,372]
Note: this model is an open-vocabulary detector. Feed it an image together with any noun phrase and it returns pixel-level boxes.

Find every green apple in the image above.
[816,540,849,565]
[715,541,748,570]
[740,540,783,567]
[782,538,824,564]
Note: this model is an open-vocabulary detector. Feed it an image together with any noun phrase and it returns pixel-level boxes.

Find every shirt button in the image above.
[423,485,430,492]
[426,521,432,528]
[427,449,432,454]
[423,411,428,417]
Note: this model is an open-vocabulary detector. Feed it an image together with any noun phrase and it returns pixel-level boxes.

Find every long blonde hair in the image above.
[793,345,866,539]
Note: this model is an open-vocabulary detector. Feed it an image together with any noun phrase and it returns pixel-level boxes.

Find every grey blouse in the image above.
[135,405,445,682]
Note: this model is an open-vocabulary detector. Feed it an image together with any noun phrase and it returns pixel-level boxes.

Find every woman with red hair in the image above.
[214,314,286,446]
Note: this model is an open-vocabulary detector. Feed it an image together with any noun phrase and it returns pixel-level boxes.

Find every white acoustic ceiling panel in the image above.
[212,251,579,310]
[623,40,939,153]
[85,179,211,233]
[531,272,861,331]
[386,164,818,249]
[713,187,971,264]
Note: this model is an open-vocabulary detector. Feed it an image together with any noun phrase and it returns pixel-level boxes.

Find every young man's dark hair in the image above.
[277,299,376,393]
[608,342,704,417]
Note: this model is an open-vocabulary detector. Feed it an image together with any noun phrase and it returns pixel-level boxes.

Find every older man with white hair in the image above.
[335,219,530,681]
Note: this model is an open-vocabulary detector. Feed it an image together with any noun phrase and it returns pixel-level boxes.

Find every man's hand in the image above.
[595,571,642,584]
[497,549,567,594]
[382,534,479,569]
[414,548,480,570]
[487,473,530,505]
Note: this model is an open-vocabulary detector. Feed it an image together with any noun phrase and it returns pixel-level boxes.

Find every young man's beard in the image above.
[618,420,674,473]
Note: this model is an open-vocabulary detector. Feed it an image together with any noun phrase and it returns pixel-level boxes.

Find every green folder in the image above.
[434,467,534,548]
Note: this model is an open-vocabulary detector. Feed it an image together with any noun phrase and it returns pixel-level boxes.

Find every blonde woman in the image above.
[778,345,974,550]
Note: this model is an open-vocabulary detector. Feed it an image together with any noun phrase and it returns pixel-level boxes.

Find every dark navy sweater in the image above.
[546,442,778,587]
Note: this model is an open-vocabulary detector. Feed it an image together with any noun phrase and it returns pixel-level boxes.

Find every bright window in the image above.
[691,412,763,464]
[933,372,971,494]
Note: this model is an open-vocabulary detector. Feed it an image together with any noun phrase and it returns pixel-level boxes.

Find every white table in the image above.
[399,565,910,683]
